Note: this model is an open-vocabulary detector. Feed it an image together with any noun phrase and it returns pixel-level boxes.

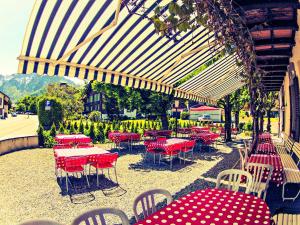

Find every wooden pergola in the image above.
[235,0,299,91]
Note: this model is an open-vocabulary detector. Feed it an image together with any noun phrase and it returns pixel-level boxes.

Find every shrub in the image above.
[69,123,75,134]
[37,125,44,147]
[245,122,253,131]
[180,111,190,120]
[43,131,56,148]
[58,122,65,134]
[239,122,245,131]
[37,97,63,129]
[74,121,78,131]
[50,123,56,137]
[79,120,84,134]
[89,122,96,142]
[89,111,101,122]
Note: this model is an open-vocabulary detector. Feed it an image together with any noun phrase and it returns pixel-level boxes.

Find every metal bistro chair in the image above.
[216,169,253,194]
[133,189,173,222]
[246,162,274,200]
[89,153,119,186]
[180,140,196,164]
[72,208,130,225]
[62,156,90,193]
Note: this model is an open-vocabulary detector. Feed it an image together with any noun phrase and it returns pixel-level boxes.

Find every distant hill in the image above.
[0,74,85,102]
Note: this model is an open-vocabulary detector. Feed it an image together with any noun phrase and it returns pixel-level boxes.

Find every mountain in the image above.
[0,74,85,102]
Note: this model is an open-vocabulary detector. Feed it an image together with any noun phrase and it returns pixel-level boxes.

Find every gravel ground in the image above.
[0,140,241,225]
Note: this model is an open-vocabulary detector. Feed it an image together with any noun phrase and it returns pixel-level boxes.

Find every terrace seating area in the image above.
[1,129,300,225]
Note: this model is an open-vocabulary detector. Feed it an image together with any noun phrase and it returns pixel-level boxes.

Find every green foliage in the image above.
[58,122,65,134]
[88,122,96,143]
[245,122,253,131]
[45,83,84,120]
[85,121,89,130]
[239,122,245,131]
[79,120,84,134]
[37,125,44,146]
[180,111,190,120]
[37,97,63,129]
[50,123,56,137]
[74,121,78,131]
[69,123,75,134]
[89,111,101,122]
[43,131,56,148]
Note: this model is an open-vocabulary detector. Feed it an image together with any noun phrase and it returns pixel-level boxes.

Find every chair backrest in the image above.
[185,140,196,150]
[92,153,118,165]
[19,220,62,225]
[216,169,253,194]
[291,142,300,166]
[53,144,72,150]
[64,156,88,169]
[246,163,274,196]
[156,136,167,142]
[283,133,294,154]
[238,147,248,170]
[133,189,173,222]
[71,208,130,225]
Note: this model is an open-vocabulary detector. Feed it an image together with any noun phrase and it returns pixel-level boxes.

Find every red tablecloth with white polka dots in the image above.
[135,188,271,225]
[255,143,277,155]
[247,154,284,185]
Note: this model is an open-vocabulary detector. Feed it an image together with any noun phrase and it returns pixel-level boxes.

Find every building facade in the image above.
[83,82,105,114]
[0,91,10,119]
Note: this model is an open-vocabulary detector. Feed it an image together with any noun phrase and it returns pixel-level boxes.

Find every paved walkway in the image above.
[0,115,38,140]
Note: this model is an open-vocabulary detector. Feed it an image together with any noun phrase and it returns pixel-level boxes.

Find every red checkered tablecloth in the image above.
[54,147,109,169]
[149,138,190,152]
[247,154,284,185]
[135,188,271,225]
[255,143,277,155]
[108,132,140,143]
[55,134,91,144]
[144,130,173,137]
[259,133,272,143]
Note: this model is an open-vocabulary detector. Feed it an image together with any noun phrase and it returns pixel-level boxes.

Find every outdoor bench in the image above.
[275,133,294,155]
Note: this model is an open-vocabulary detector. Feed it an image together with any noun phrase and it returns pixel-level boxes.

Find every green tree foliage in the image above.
[69,122,75,134]
[79,120,84,134]
[74,121,78,131]
[58,122,65,134]
[37,97,63,129]
[89,122,96,142]
[15,96,39,113]
[45,83,84,120]
[89,111,101,122]
[37,125,44,146]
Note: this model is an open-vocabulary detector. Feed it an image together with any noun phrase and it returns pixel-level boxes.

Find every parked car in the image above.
[198,114,212,122]
[12,112,17,117]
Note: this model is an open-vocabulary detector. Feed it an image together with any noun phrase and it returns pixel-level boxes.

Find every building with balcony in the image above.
[0,91,10,119]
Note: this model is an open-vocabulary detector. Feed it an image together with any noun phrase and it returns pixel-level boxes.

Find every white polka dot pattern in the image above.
[135,188,271,225]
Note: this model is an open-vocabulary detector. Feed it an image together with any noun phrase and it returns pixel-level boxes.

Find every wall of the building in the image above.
[282,14,300,135]
[0,92,9,118]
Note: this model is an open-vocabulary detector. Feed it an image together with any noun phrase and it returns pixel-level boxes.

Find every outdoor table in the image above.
[191,126,210,133]
[177,128,192,134]
[259,133,272,143]
[108,132,140,143]
[55,134,91,145]
[247,154,284,186]
[255,143,277,155]
[54,147,109,169]
[135,188,272,225]
[152,138,190,152]
[190,132,220,146]
[144,130,173,137]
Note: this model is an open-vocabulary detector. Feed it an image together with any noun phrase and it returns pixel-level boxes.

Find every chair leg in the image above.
[114,167,118,184]
[96,168,99,186]
[183,152,186,165]
[66,173,69,193]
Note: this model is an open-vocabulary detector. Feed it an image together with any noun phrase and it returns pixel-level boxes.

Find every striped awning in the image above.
[18,0,242,102]
[175,54,245,102]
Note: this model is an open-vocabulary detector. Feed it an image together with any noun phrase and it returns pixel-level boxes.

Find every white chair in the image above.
[238,147,248,170]
[133,189,173,222]
[216,169,253,194]
[273,213,300,225]
[71,208,130,225]
[19,220,62,225]
[246,162,274,200]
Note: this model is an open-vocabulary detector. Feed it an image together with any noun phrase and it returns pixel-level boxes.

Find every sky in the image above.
[0,0,34,75]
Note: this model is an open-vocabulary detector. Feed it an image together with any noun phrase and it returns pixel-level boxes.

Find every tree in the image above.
[218,95,233,142]
[37,97,63,129]
[231,87,249,129]
[45,83,84,120]
[264,92,278,132]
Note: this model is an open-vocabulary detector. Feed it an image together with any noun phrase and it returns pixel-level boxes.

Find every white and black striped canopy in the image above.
[18,0,244,103]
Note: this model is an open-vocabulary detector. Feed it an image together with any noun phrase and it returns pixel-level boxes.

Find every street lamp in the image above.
[174,100,179,137]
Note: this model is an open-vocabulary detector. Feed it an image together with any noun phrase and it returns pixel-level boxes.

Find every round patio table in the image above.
[135,188,272,225]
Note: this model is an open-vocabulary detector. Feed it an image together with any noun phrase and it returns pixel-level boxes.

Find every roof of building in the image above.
[190,106,221,112]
